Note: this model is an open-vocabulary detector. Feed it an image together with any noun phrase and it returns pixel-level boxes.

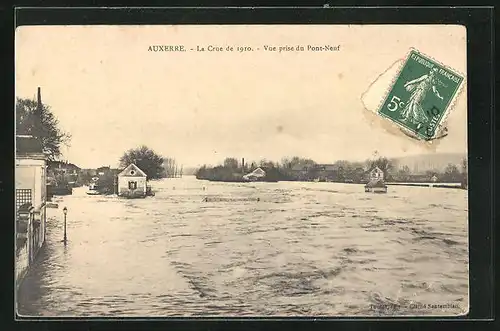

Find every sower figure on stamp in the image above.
[400,67,444,125]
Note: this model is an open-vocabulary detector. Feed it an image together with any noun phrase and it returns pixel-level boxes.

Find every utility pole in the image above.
[62,207,68,245]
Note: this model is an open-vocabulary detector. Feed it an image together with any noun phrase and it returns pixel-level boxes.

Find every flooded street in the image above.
[17,176,468,317]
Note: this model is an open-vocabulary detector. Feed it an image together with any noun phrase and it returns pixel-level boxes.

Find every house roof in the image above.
[243,167,266,178]
[316,164,338,171]
[48,160,80,169]
[16,135,44,155]
[370,166,383,173]
[118,163,147,177]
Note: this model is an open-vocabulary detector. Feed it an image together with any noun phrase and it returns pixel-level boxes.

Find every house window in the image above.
[130,170,136,175]
[16,189,32,211]
[128,181,137,190]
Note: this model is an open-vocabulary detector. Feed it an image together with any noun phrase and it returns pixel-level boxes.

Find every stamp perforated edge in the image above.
[373,47,466,142]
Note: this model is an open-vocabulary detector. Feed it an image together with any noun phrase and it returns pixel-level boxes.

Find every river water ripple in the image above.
[17,176,468,317]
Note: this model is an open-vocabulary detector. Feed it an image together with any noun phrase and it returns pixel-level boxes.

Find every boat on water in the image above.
[86,182,100,195]
[146,186,155,197]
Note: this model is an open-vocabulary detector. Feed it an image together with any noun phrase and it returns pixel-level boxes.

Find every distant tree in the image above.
[443,163,461,182]
[119,145,165,180]
[461,157,468,188]
[223,157,239,169]
[16,97,71,160]
[281,157,292,169]
[162,157,178,177]
[281,156,316,169]
[195,165,208,179]
[97,170,117,194]
[280,156,316,180]
[397,165,411,182]
[259,159,276,168]
[333,160,354,180]
[350,162,366,172]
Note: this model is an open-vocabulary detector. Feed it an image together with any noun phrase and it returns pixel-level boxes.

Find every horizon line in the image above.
[62,151,467,170]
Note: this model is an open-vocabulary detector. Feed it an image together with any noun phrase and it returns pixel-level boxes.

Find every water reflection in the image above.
[17,176,468,317]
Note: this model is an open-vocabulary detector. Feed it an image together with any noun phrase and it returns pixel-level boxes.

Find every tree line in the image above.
[196,156,468,184]
[16,97,71,160]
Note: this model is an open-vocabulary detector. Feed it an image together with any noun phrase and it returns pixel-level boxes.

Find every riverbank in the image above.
[196,178,465,189]
[386,182,464,189]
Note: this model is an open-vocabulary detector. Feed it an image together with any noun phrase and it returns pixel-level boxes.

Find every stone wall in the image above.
[16,243,29,290]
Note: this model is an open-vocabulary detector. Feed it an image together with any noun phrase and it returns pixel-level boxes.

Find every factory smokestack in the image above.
[37,87,42,109]
[33,87,43,137]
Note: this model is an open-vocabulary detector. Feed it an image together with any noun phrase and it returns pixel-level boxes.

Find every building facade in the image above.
[15,135,47,288]
[369,166,384,181]
[117,164,147,198]
[15,87,49,289]
[365,166,387,193]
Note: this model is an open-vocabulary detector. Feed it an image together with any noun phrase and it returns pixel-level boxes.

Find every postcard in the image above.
[15,24,468,317]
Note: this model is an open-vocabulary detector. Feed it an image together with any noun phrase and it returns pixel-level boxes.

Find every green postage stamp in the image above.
[378,49,465,141]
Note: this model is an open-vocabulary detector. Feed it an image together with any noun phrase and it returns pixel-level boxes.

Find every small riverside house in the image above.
[117,164,147,198]
[369,166,384,181]
[243,167,266,181]
[364,166,387,193]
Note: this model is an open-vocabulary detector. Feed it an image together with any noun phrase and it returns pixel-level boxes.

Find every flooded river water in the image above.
[17,176,468,317]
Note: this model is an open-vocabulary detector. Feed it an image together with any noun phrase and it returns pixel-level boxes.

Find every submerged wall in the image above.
[16,244,29,290]
[118,176,147,196]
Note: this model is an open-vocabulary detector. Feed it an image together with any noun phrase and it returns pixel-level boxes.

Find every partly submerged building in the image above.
[369,166,384,181]
[47,160,81,176]
[364,166,387,193]
[117,164,148,198]
[16,135,48,285]
[243,167,266,181]
[15,87,48,288]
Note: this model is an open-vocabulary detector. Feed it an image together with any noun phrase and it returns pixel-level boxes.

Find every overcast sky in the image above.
[15,25,467,169]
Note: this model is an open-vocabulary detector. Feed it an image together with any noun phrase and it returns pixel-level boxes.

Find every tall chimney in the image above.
[37,87,42,109]
[33,87,43,136]
[242,158,245,171]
